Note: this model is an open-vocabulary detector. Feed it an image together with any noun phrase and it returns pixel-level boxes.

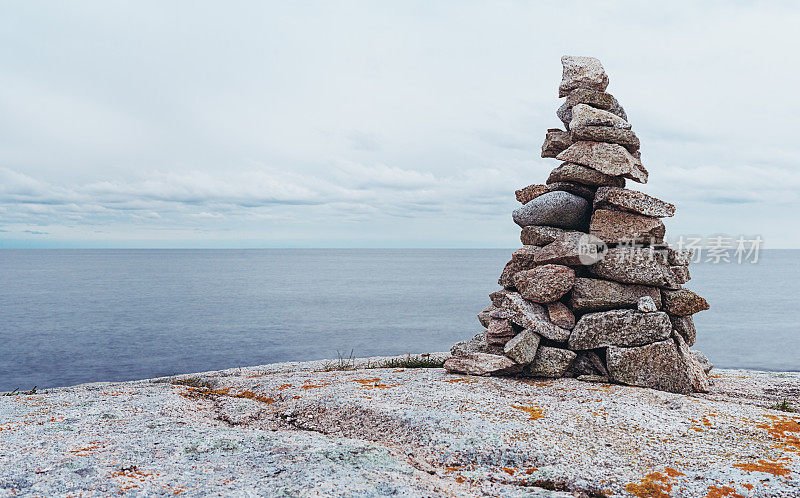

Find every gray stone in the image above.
[512,191,589,229]
[515,184,550,204]
[606,340,698,394]
[590,248,678,287]
[594,187,675,218]
[541,129,574,158]
[570,125,640,153]
[443,353,521,376]
[637,296,658,312]
[546,301,575,329]
[589,209,665,245]
[569,104,631,129]
[489,291,572,343]
[670,314,697,346]
[477,305,496,328]
[558,55,609,97]
[520,225,567,246]
[661,288,710,316]
[568,310,671,350]
[486,318,516,346]
[450,332,503,356]
[691,349,714,374]
[557,89,626,130]
[556,141,648,184]
[524,347,577,378]
[569,277,662,313]
[503,329,541,365]
[513,264,575,303]
[535,232,604,266]
[667,248,694,266]
[547,162,626,188]
[671,265,691,284]
[673,331,710,393]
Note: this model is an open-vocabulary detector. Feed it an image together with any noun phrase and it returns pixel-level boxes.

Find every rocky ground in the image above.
[1,354,799,497]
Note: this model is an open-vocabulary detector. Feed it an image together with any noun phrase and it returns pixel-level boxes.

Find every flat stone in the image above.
[556,89,622,129]
[673,331,711,393]
[556,141,647,183]
[541,129,574,158]
[661,288,710,316]
[691,349,714,374]
[489,291,571,342]
[547,162,626,188]
[670,314,696,346]
[515,184,550,204]
[443,353,521,376]
[606,340,698,394]
[594,187,675,218]
[477,304,496,328]
[671,265,691,284]
[569,103,631,129]
[668,248,693,266]
[568,309,672,350]
[545,181,597,200]
[576,374,610,383]
[520,225,567,246]
[558,55,609,97]
[569,277,662,313]
[524,347,577,377]
[590,248,678,287]
[570,125,640,153]
[637,296,658,312]
[503,329,541,365]
[546,301,575,329]
[450,331,503,356]
[512,191,589,229]
[535,232,604,266]
[513,264,575,303]
[486,318,516,346]
[589,209,665,245]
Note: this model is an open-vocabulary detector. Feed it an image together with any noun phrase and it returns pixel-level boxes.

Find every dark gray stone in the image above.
[512,191,589,229]
[568,310,671,350]
[444,353,522,376]
[524,347,577,378]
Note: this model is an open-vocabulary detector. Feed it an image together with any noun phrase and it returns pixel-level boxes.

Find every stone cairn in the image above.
[445,56,713,394]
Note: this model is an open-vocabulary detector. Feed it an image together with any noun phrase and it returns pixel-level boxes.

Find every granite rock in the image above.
[443,353,521,376]
[556,141,648,183]
[545,181,597,200]
[661,288,710,316]
[569,103,631,129]
[590,248,678,287]
[450,331,504,356]
[594,187,675,218]
[637,296,659,312]
[589,209,666,245]
[606,340,697,394]
[547,162,626,188]
[673,331,711,393]
[486,318,516,346]
[489,290,572,342]
[668,248,694,266]
[568,309,672,350]
[569,277,662,313]
[503,329,541,365]
[513,264,575,303]
[670,314,696,346]
[558,55,609,97]
[515,184,550,204]
[546,301,576,329]
[567,351,609,377]
[557,89,627,130]
[535,232,604,266]
[524,347,577,378]
[691,349,714,374]
[477,305,497,328]
[498,246,541,288]
[512,191,589,229]
[520,225,568,246]
[670,265,691,284]
[541,129,574,158]
[570,125,640,153]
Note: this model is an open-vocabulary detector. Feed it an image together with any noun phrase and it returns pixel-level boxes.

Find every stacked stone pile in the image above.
[445,56,712,394]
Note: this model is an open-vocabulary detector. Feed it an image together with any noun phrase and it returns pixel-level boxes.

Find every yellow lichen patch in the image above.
[300,381,330,390]
[275,384,293,391]
[230,391,275,404]
[733,459,791,477]
[107,467,159,494]
[705,485,745,497]
[758,414,800,453]
[625,472,672,498]
[511,405,544,421]
[502,467,516,475]
[443,378,477,384]
[350,378,399,390]
[664,467,684,478]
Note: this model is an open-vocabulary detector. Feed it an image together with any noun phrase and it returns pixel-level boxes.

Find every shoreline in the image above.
[1,353,799,496]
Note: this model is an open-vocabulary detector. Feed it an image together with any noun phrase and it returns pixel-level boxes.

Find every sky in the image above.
[2,1,800,248]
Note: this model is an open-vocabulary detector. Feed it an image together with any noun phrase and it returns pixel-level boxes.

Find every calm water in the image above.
[0,249,798,391]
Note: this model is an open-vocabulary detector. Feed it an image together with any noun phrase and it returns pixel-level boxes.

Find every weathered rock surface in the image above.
[691,349,714,374]
[547,162,626,188]
[444,353,521,376]
[607,340,699,394]
[590,248,678,287]
[556,141,648,183]
[570,125,640,153]
[503,329,541,365]
[546,301,576,329]
[486,317,516,345]
[513,265,575,303]
[673,331,711,393]
[589,209,666,245]
[489,291,572,343]
[520,225,567,246]
[524,347,577,378]
[2,354,798,497]
[515,184,550,204]
[594,186,675,218]
[668,247,694,266]
[661,288,710,316]
[541,128,574,158]
[568,351,609,377]
[557,91,627,130]
[535,232,603,266]
[569,277,662,313]
[512,191,589,229]
[545,181,596,200]
[498,246,542,288]
[637,295,658,312]
[450,331,503,356]
[670,265,691,284]
[569,103,631,129]
[558,55,609,97]
[568,310,672,350]
[477,304,496,328]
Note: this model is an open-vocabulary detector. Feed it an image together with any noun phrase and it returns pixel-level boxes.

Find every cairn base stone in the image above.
[444,353,522,377]
[606,340,697,394]
[524,347,577,378]
[568,309,672,350]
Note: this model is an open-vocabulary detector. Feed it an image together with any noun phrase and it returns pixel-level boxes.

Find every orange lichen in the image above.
[706,485,744,497]
[231,391,275,404]
[511,405,544,421]
[733,459,790,477]
[758,415,800,453]
[625,472,672,498]
[443,378,477,384]
[275,384,293,391]
[664,467,684,478]
[300,382,330,390]
[350,378,398,390]
[502,467,516,475]
[69,441,104,456]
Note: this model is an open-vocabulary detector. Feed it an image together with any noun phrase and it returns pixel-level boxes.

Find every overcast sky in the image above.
[2,1,799,248]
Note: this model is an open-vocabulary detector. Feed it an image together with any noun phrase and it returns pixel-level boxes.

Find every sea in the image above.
[1,249,798,391]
